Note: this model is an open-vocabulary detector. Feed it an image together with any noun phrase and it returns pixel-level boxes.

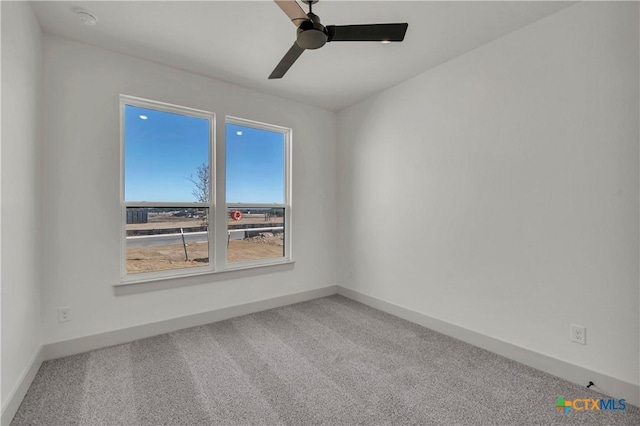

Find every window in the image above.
[121,96,214,281]
[120,96,291,283]
[226,118,291,265]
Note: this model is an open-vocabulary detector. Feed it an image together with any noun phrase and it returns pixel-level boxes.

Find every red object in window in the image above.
[231,210,242,221]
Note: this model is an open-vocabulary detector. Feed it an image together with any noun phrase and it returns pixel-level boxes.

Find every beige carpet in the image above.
[11,295,640,425]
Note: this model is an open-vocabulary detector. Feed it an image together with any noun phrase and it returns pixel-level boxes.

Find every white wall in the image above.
[338,2,639,388]
[1,1,43,409]
[8,0,638,408]
[40,35,337,343]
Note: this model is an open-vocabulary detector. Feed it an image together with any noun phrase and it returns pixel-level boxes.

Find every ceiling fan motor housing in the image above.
[296,12,327,49]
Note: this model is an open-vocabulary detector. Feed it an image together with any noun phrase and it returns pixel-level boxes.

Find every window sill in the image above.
[114,260,295,295]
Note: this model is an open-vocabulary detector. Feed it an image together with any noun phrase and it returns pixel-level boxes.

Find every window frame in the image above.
[118,96,292,285]
[224,116,292,269]
[119,95,216,283]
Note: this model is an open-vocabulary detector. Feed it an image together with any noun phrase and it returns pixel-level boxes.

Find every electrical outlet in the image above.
[58,307,71,322]
[570,324,586,345]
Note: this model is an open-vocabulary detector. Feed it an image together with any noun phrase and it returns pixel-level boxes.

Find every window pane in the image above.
[226,123,284,204]
[227,208,284,263]
[124,105,210,202]
[126,207,209,274]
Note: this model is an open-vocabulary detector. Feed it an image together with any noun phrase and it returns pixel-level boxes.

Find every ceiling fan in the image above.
[270,0,408,79]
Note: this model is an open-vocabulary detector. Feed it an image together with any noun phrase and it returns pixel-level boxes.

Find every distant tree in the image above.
[188,163,210,203]
[187,163,210,226]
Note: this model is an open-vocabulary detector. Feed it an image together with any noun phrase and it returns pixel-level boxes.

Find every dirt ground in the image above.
[126,235,284,274]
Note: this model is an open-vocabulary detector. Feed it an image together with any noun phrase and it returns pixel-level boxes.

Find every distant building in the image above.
[127,208,148,224]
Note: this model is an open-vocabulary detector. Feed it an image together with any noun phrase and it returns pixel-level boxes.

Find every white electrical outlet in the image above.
[58,307,71,322]
[570,324,586,345]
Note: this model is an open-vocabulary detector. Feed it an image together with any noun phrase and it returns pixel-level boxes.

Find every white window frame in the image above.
[119,96,292,285]
[224,116,292,270]
[120,95,216,283]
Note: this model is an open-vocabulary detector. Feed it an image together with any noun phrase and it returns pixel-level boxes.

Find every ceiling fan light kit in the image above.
[296,12,327,50]
[270,0,408,79]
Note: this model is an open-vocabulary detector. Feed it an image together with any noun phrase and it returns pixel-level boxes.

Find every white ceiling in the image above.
[31,1,575,111]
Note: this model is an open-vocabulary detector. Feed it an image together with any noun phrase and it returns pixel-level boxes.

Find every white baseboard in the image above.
[3,285,338,425]
[6,284,636,426]
[1,345,45,426]
[44,285,339,360]
[337,286,640,407]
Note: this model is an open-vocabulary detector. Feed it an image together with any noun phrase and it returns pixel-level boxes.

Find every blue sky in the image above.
[124,105,284,204]
[226,123,284,204]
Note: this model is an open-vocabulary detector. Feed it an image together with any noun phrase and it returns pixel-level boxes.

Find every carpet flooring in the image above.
[11,295,640,425]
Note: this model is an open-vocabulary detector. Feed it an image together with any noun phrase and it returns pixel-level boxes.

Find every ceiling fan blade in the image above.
[269,43,305,79]
[274,0,309,27]
[327,23,408,42]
